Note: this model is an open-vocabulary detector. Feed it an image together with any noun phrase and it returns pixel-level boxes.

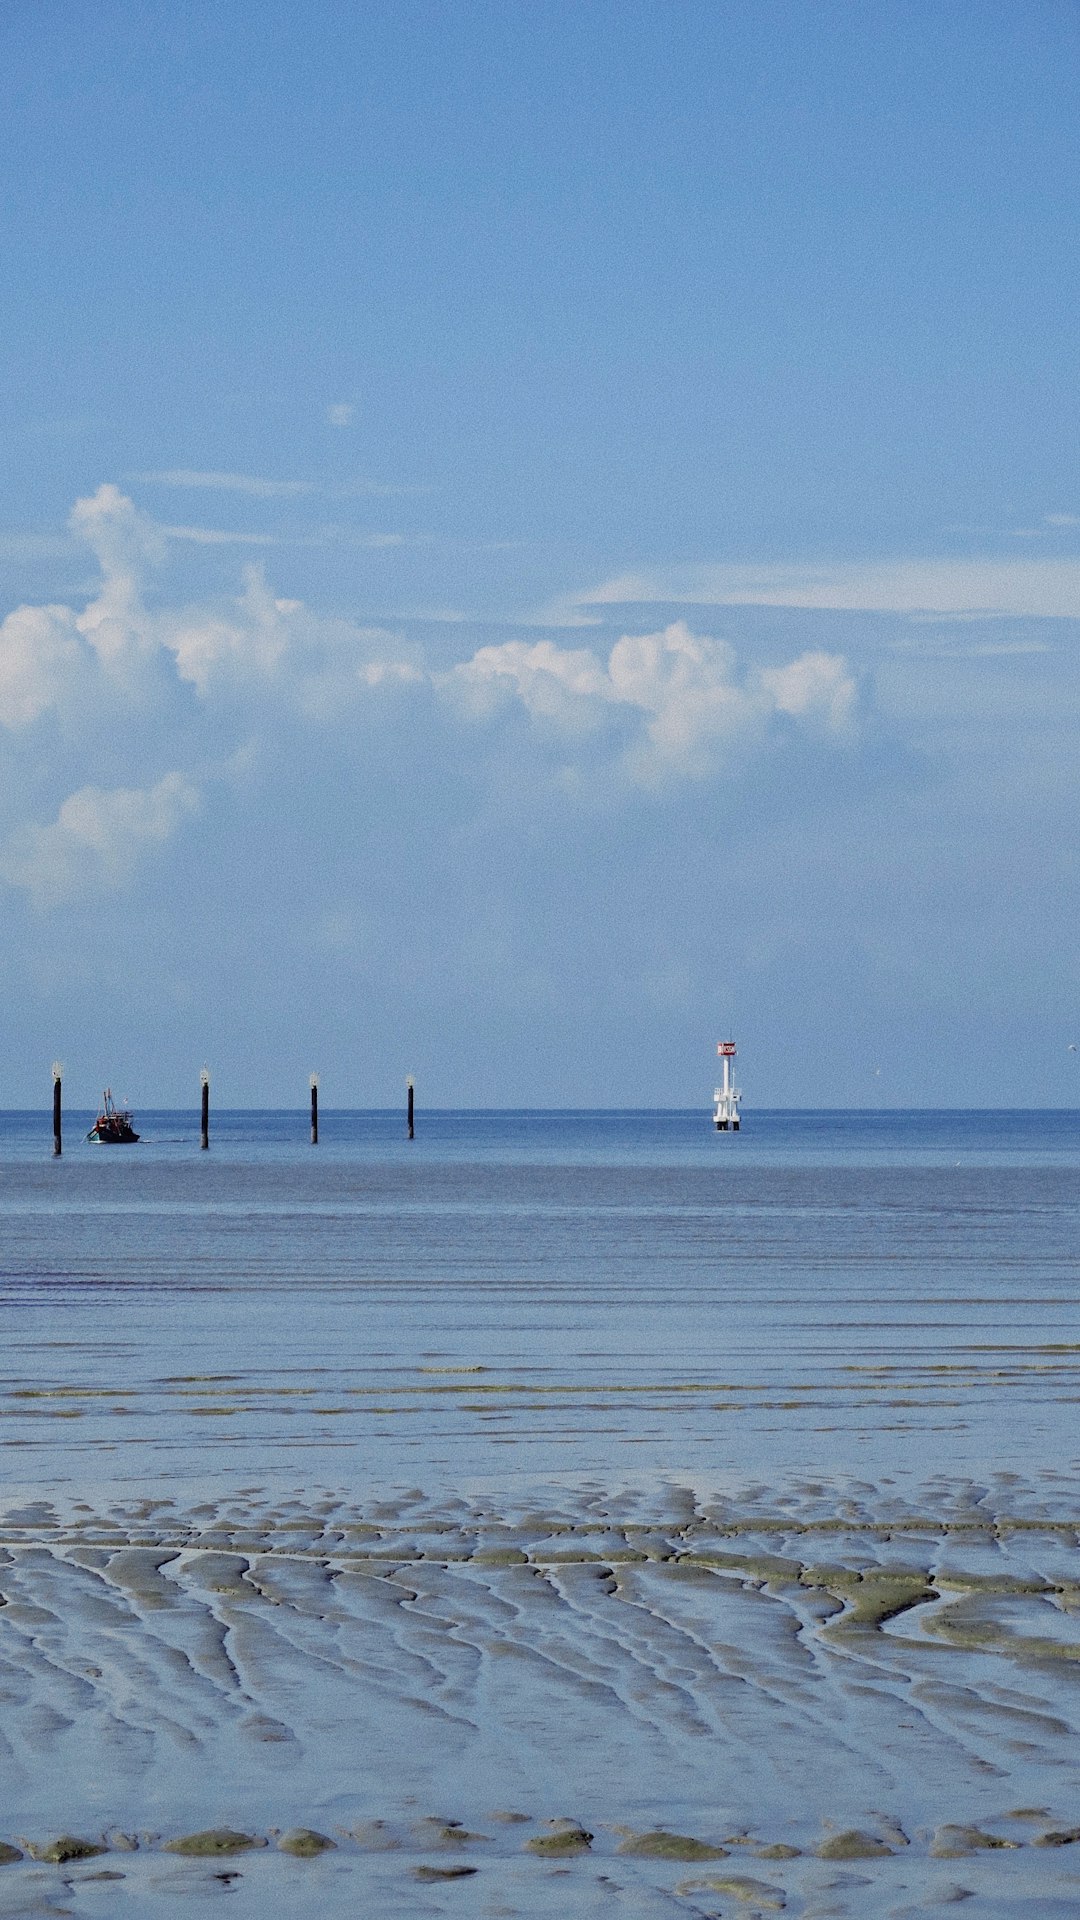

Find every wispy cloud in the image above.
[577,557,1080,620]
[140,470,316,498]
[162,523,281,546]
[138,468,426,504]
[326,403,355,428]
[162,522,406,550]
[890,634,1054,658]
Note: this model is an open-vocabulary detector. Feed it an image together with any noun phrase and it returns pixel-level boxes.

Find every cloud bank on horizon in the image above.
[1,475,1078,1108]
[0,486,859,906]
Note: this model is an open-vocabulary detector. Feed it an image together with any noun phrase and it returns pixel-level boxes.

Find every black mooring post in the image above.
[407,1075,415,1141]
[200,1069,210,1150]
[310,1073,319,1145]
[52,1065,62,1158]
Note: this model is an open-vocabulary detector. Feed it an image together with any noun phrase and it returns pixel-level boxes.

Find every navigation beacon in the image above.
[713,1042,741,1131]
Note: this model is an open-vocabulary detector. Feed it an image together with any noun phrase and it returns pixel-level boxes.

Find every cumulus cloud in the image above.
[0,483,164,726]
[0,603,85,727]
[0,773,199,909]
[0,487,412,714]
[10,492,858,766]
[608,625,757,777]
[0,484,166,731]
[70,483,165,671]
[162,565,292,695]
[157,565,415,710]
[760,649,857,728]
[448,639,611,726]
[0,487,861,924]
[444,621,856,780]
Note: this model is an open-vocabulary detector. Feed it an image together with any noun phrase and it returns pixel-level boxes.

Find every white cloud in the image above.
[445,621,856,781]
[0,488,858,820]
[580,557,1080,620]
[326,403,355,428]
[760,649,857,728]
[360,659,426,688]
[70,483,163,670]
[162,565,291,694]
[0,773,199,908]
[448,639,611,726]
[0,603,85,727]
[70,482,165,584]
[0,484,169,727]
[157,564,414,708]
[0,487,424,730]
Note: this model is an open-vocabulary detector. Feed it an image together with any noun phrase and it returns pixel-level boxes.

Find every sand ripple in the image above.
[0,1480,1075,1902]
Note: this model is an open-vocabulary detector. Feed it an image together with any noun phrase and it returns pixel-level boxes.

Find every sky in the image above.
[1,0,1078,1108]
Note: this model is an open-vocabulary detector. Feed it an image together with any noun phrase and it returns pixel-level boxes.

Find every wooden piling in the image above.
[310,1072,319,1145]
[52,1063,62,1157]
[200,1068,210,1150]
[407,1075,415,1140]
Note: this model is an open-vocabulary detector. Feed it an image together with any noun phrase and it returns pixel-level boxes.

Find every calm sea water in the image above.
[0,1107,1077,1492]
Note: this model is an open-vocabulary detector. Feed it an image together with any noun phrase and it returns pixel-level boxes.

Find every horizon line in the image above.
[7,1104,1080,1117]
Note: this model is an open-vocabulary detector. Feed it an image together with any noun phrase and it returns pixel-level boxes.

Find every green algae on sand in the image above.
[165,1829,267,1857]
[802,1564,935,1630]
[413,1818,490,1848]
[277,1828,336,1856]
[28,1836,106,1864]
[617,1829,729,1860]
[817,1829,896,1859]
[930,1825,1019,1857]
[526,1824,593,1856]
[414,1863,478,1881]
[676,1872,786,1908]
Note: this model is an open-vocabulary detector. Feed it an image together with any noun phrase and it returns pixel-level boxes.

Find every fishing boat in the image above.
[86,1089,139,1144]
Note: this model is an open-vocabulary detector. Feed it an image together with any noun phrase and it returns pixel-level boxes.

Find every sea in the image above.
[0,1108,1077,1916]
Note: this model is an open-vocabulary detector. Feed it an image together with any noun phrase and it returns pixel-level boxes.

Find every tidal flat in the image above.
[0,1107,1077,1915]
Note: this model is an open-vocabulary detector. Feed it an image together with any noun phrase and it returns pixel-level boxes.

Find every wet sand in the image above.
[0,1479,1078,1912]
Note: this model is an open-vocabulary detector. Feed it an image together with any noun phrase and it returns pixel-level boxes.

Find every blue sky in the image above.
[1,1,1078,1106]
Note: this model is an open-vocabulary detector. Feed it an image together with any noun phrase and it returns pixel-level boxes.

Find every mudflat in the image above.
[0,1107,1077,1914]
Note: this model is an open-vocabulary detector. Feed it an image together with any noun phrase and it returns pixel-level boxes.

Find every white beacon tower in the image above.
[713,1041,741,1131]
